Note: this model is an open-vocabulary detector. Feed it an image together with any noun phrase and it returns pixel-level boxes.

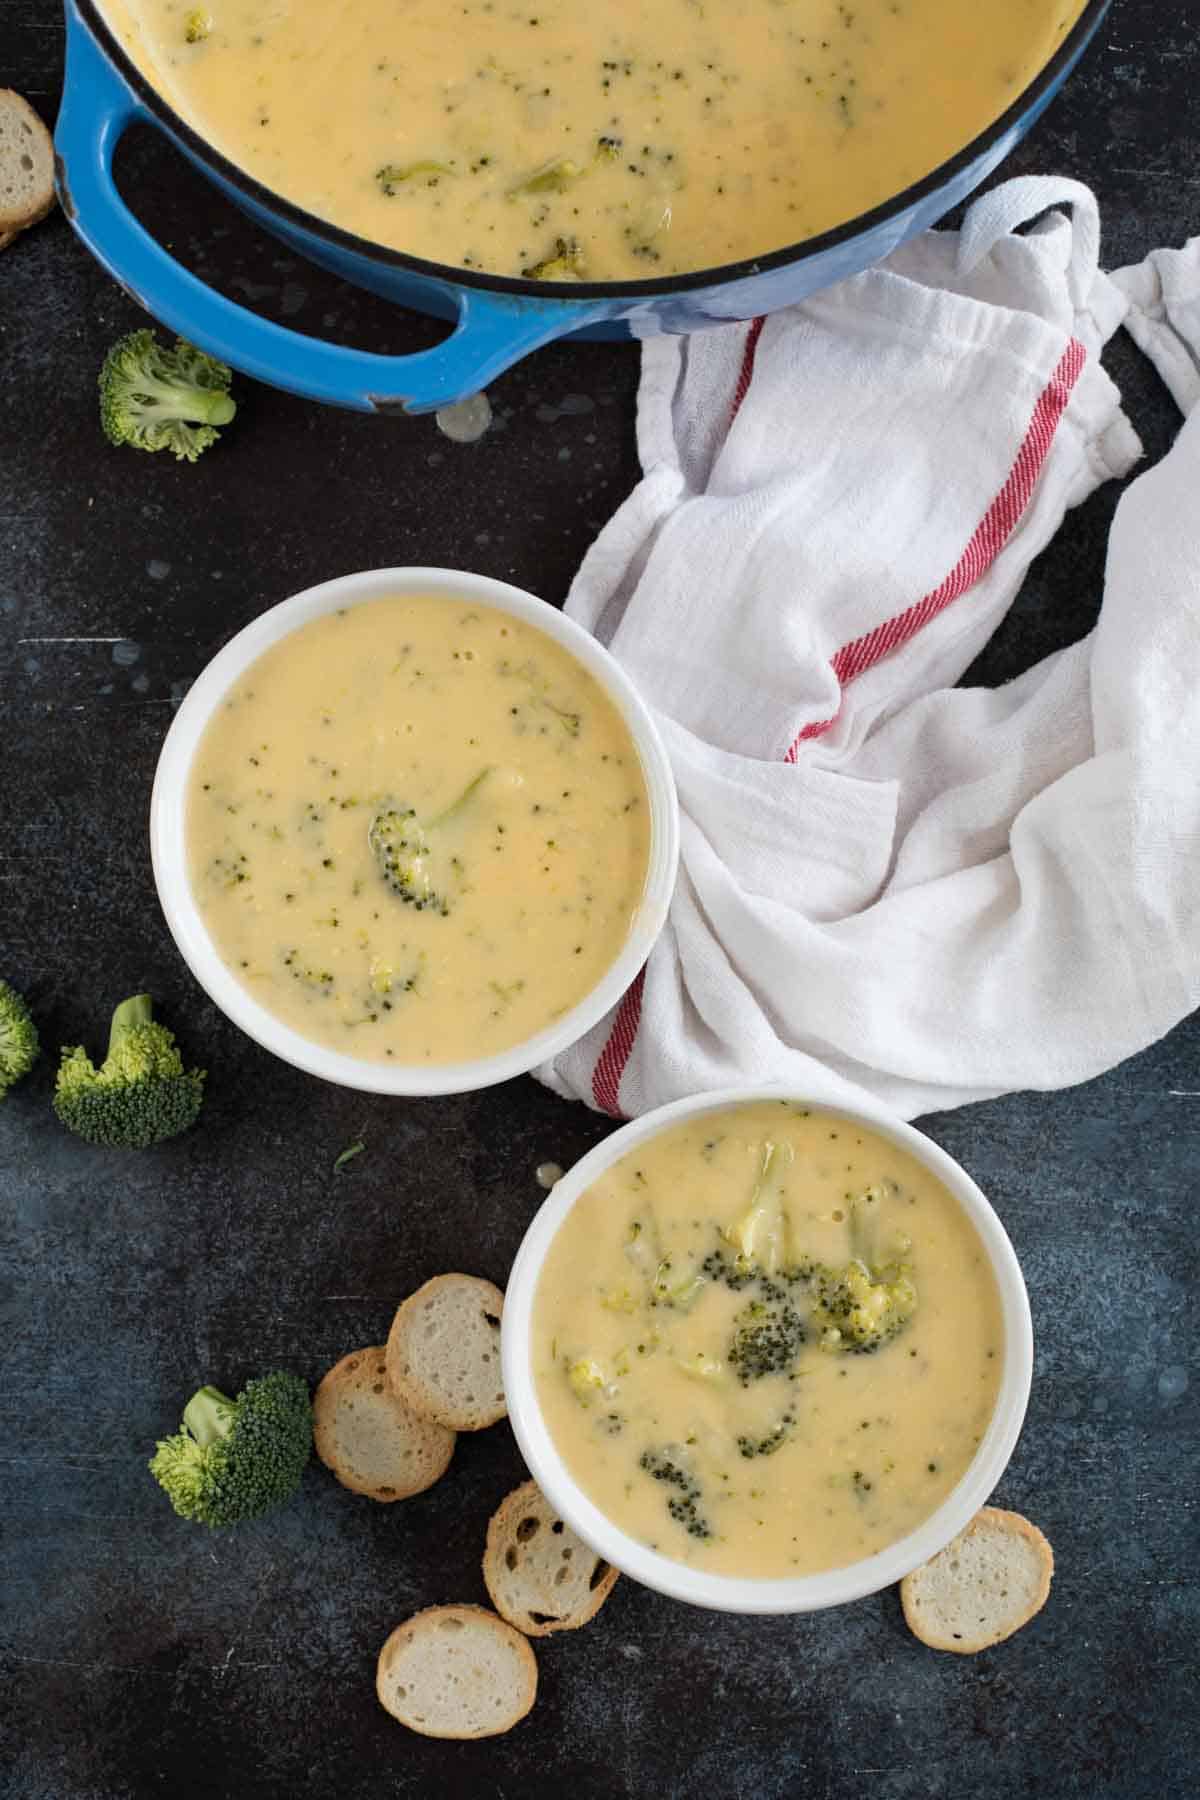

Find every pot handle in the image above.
[55,5,614,414]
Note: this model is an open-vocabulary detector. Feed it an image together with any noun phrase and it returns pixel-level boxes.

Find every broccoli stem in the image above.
[108,993,154,1054]
[428,766,492,828]
[130,374,235,428]
[182,1386,237,1448]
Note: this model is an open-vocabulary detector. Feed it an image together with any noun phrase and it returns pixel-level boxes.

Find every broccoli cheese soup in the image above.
[185,594,650,1066]
[101,0,1087,282]
[533,1102,1004,1579]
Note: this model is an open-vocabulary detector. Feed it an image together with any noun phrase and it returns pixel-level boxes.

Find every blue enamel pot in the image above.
[56,0,1110,415]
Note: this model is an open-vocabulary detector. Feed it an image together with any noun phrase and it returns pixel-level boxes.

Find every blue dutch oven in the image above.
[56,0,1110,415]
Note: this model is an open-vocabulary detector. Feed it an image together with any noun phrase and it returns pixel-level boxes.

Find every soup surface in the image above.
[533,1102,1004,1579]
[103,0,1085,281]
[186,594,650,1066]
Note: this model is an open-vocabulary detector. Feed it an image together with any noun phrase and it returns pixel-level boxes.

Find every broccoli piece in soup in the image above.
[368,768,492,914]
[810,1258,917,1355]
[722,1139,794,1275]
[522,236,586,282]
[727,1294,807,1385]
[638,1448,713,1541]
[509,158,583,197]
[376,161,456,194]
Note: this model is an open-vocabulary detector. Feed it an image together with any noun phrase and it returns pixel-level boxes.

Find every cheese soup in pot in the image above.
[101,0,1086,281]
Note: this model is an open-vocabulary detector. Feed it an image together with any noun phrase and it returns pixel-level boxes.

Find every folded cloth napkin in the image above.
[539,176,1200,1120]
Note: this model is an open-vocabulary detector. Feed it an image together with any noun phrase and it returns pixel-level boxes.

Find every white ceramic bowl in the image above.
[150,567,679,1095]
[502,1086,1033,1615]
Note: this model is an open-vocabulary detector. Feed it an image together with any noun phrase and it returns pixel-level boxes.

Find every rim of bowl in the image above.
[149,567,679,1095]
[501,1086,1033,1615]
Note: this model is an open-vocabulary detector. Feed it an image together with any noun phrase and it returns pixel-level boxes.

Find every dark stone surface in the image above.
[2,0,1197,1795]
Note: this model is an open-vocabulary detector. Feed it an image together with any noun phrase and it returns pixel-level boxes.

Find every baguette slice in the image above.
[376,1605,537,1739]
[900,1506,1054,1653]
[313,1348,455,1501]
[386,1274,506,1430]
[0,92,56,241]
[484,1478,618,1636]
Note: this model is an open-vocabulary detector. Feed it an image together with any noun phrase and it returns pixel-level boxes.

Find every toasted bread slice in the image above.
[0,92,56,241]
[483,1478,618,1636]
[313,1347,455,1502]
[900,1506,1054,1653]
[386,1274,506,1431]
[376,1604,537,1739]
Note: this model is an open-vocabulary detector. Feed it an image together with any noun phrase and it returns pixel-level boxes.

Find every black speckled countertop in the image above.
[2,2,1197,1795]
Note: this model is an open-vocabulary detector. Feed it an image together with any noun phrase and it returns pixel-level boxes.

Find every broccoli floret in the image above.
[368,768,492,914]
[149,1373,312,1526]
[727,1294,807,1385]
[521,236,586,281]
[54,993,205,1149]
[183,8,211,40]
[810,1258,917,1354]
[567,1356,610,1406]
[99,330,236,462]
[638,1448,713,1540]
[0,979,39,1097]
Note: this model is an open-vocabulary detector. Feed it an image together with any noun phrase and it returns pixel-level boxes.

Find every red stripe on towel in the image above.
[587,338,1085,1101]
[784,337,1088,760]
[729,317,766,425]
[590,966,647,1118]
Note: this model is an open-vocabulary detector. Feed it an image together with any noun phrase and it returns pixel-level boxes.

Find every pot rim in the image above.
[77,0,1109,302]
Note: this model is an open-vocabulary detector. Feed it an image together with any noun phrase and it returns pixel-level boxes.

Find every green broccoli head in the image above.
[0,979,39,1097]
[811,1258,917,1354]
[99,329,236,462]
[727,1293,807,1385]
[368,768,491,914]
[54,993,205,1149]
[149,1373,312,1526]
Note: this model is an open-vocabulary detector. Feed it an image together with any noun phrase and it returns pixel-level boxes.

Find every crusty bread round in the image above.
[0,92,56,240]
[483,1479,618,1636]
[313,1347,455,1501]
[900,1506,1054,1653]
[386,1274,506,1431]
[376,1605,537,1739]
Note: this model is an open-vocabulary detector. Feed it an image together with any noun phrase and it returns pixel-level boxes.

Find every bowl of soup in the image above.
[150,568,678,1094]
[56,0,1110,411]
[502,1090,1032,1613]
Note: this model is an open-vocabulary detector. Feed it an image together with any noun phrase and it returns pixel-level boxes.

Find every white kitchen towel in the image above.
[539,177,1200,1119]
